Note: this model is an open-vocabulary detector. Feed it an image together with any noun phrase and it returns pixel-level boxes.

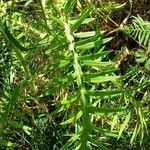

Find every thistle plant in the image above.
[0,0,149,149]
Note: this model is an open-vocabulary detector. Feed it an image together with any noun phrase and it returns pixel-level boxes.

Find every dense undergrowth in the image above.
[0,0,150,149]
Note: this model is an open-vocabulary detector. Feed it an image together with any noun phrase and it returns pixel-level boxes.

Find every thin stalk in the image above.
[63,13,90,149]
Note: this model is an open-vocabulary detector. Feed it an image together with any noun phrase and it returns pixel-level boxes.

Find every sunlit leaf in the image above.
[79,51,110,61]
[0,140,18,147]
[118,111,131,139]
[88,90,122,98]
[91,124,118,137]
[61,110,83,125]
[88,106,125,115]
[74,31,96,38]
[82,61,113,67]
[62,129,82,150]
[9,121,32,135]
[89,137,108,150]
[85,75,120,83]
[130,122,140,144]
[61,93,79,105]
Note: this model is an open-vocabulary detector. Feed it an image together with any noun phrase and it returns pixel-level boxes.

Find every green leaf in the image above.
[91,124,118,137]
[145,58,150,69]
[82,61,113,67]
[69,18,95,25]
[0,140,18,147]
[61,110,83,125]
[73,31,96,38]
[35,59,71,72]
[61,93,79,105]
[54,74,76,83]
[111,115,118,130]
[89,137,108,150]
[84,69,117,78]
[49,15,64,27]
[65,0,76,15]
[88,106,124,115]
[62,129,82,150]
[9,121,32,135]
[4,79,29,118]
[130,122,140,144]
[39,34,54,46]
[79,51,110,61]
[40,74,76,97]
[45,60,71,71]
[1,21,31,78]
[122,15,150,48]
[46,43,67,54]
[88,90,122,98]
[14,110,30,123]
[71,5,93,32]
[138,107,147,136]
[76,36,102,50]
[40,85,61,97]
[102,37,113,44]
[1,21,28,51]
[118,111,131,139]
[54,54,73,60]
[75,142,81,150]
[50,106,66,116]
[85,75,120,83]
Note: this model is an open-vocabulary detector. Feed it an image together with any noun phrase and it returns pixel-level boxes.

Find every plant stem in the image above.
[63,14,90,149]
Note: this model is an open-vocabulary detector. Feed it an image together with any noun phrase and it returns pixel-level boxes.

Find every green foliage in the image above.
[0,0,150,149]
[122,15,150,48]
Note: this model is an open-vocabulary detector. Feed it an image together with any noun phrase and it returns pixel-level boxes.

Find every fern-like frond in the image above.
[122,15,150,48]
